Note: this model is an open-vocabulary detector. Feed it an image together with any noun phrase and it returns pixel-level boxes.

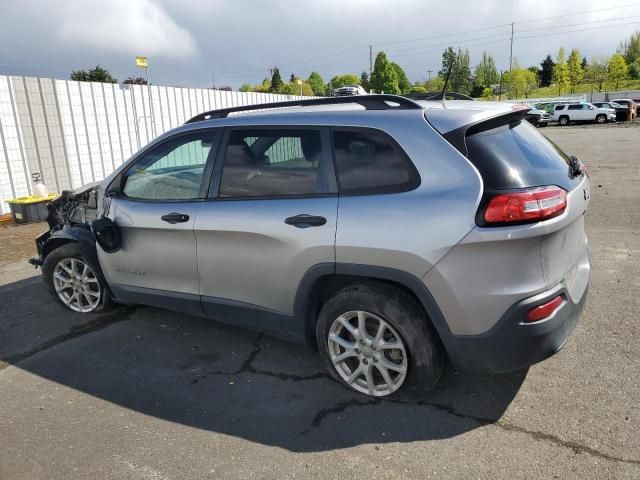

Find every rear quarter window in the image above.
[332,129,419,195]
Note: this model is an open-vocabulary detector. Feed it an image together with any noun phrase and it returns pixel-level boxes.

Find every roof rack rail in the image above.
[403,92,475,101]
[185,94,422,123]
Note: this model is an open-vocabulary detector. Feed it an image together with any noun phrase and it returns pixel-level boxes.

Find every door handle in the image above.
[285,214,327,228]
[161,212,190,224]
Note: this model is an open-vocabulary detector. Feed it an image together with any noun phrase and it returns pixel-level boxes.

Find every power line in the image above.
[516,20,640,40]
[513,1,640,25]
[516,14,640,33]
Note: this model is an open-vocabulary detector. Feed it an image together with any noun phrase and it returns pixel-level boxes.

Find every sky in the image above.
[1,0,639,88]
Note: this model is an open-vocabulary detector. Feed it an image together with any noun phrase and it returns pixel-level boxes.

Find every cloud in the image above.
[55,0,197,58]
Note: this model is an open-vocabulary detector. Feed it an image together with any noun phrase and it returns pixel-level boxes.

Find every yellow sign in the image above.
[136,56,148,68]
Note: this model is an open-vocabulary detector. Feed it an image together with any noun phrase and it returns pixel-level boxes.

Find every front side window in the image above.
[219,129,325,198]
[332,129,419,194]
[123,132,217,200]
[568,105,581,110]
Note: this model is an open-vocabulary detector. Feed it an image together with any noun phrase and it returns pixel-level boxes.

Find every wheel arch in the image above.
[295,263,456,355]
[42,227,107,286]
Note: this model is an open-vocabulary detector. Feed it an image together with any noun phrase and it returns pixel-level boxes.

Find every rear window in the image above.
[465,119,578,191]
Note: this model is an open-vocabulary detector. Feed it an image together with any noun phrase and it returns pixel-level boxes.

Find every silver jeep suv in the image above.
[32,95,591,399]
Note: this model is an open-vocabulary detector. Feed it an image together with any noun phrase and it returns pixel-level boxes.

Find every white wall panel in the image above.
[0,75,306,213]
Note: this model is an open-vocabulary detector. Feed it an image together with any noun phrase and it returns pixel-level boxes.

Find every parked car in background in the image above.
[592,101,628,121]
[632,98,640,115]
[331,85,368,96]
[30,95,590,399]
[525,105,550,127]
[551,102,616,125]
[534,102,557,114]
[611,99,638,120]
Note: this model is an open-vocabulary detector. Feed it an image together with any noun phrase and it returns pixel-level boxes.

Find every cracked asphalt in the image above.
[0,123,639,479]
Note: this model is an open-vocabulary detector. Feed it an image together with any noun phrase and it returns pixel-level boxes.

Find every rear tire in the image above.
[559,115,569,126]
[595,114,606,124]
[316,282,443,400]
[42,243,113,313]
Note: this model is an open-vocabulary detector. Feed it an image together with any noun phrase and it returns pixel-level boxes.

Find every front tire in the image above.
[42,243,112,313]
[595,114,606,124]
[559,115,569,126]
[316,282,443,400]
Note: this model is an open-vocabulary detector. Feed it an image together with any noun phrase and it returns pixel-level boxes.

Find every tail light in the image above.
[482,186,567,226]
[525,295,565,323]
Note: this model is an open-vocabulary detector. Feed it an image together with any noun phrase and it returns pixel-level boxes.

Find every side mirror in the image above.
[91,217,122,253]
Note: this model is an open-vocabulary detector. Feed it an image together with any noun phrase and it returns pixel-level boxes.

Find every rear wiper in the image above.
[569,155,583,177]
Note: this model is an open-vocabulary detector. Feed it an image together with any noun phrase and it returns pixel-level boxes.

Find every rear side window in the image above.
[219,129,326,198]
[554,105,565,111]
[465,119,578,191]
[568,105,582,110]
[332,129,419,194]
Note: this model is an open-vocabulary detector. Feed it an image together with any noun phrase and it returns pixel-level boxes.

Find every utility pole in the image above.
[369,45,373,74]
[427,69,432,90]
[508,22,514,99]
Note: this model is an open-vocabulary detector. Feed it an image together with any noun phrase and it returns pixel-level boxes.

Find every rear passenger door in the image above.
[332,128,425,276]
[567,104,585,121]
[195,127,337,337]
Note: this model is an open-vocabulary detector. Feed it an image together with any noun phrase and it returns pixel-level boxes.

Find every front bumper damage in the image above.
[28,183,101,267]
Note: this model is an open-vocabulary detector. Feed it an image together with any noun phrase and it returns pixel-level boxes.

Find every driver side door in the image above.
[99,130,220,314]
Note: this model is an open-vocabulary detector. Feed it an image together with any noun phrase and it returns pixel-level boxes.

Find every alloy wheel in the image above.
[52,258,101,313]
[328,310,408,396]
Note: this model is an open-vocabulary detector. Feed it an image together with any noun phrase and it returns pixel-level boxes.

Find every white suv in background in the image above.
[332,85,369,96]
[552,102,616,125]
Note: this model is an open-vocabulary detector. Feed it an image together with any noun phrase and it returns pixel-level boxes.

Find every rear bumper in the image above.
[445,282,588,373]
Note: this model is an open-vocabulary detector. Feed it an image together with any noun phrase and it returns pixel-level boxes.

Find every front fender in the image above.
[31,225,107,286]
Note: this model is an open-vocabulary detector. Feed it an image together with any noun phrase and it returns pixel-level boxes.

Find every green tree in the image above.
[307,71,325,95]
[539,54,555,87]
[607,53,628,89]
[269,67,283,93]
[567,48,584,93]
[585,56,609,92]
[410,85,427,94]
[553,48,570,94]
[280,84,294,95]
[439,47,457,77]
[360,71,370,92]
[286,80,314,96]
[451,49,472,94]
[70,65,117,83]
[481,86,494,100]
[370,52,399,93]
[391,63,411,93]
[503,68,535,98]
[474,52,499,86]
[629,59,640,80]
[620,30,640,66]
[327,74,360,91]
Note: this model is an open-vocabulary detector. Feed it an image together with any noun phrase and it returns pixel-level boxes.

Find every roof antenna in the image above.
[440,56,456,105]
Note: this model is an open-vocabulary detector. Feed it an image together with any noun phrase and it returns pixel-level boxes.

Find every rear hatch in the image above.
[440,109,590,301]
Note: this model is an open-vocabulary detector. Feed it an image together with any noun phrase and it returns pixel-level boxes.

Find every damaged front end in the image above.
[29,182,120,268]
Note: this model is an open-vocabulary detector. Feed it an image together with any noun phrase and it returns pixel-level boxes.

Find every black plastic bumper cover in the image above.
[445,283,588,374]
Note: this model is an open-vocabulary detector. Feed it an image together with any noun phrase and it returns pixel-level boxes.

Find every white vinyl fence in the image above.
[0,75,304,214]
